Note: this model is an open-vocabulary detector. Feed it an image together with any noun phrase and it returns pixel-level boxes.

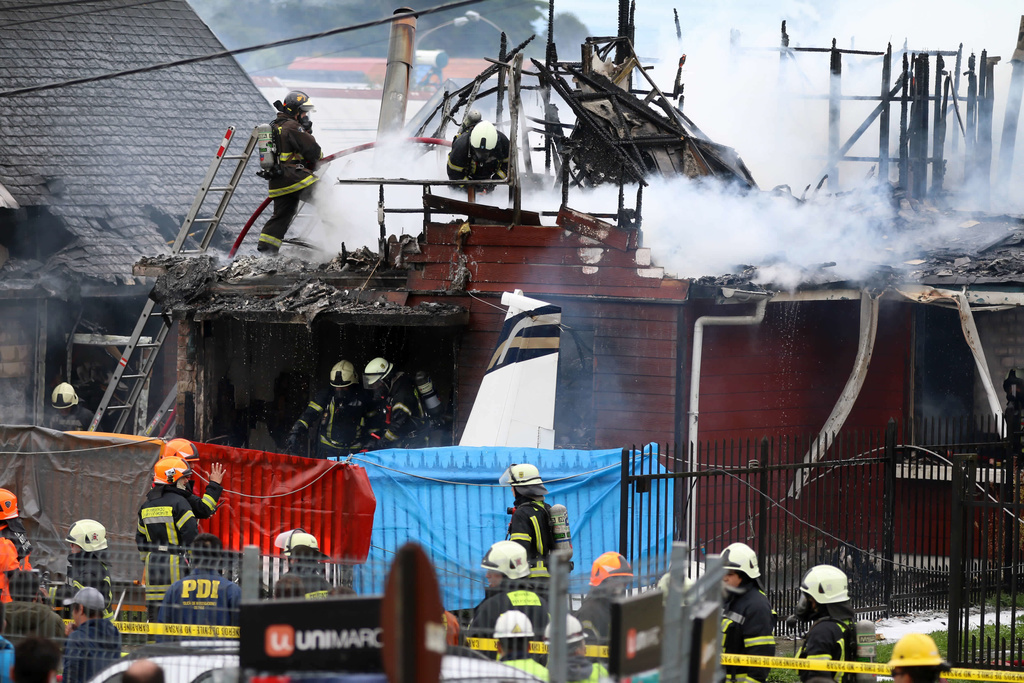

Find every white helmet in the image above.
[66,519,107,552]
[470,120,499,152]
[52,382,78,409]
[363,357,393,388]
[800,565,849,604]
[544,614,585,645]
[722,542,760,579]
[275,529,326,558]
[481,540,530,580]
[330,360,357,388]
[499,463,544,487]
[493,610,534,639]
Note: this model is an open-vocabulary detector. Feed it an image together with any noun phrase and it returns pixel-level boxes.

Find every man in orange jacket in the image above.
[0,489,32,603]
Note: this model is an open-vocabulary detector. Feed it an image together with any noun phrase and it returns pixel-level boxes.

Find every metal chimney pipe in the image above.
[377,7,416,139]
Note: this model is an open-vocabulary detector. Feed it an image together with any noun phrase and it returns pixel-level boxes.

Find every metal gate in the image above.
[949,447,1024,668]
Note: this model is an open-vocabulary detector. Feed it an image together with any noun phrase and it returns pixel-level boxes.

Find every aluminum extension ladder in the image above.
[89,126,257,433]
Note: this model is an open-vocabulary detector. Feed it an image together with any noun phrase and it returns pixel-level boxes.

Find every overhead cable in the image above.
[0,0,492,99]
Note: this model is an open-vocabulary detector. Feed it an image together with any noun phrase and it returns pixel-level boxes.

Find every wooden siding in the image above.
[693,299,912,451]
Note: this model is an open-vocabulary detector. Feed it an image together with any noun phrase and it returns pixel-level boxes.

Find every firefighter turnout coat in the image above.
[796,615,855,682]
[0,521,31,603]
[721,585,777,683]
[446,131,511,181]
[507,495,554,581]
[468,579,549,640]
[268,114,321,198]
[136,482,223,602]
[295,385,369,457]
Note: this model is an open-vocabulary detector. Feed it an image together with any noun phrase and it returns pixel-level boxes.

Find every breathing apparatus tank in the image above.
[415,371,443,419]
[549,503,573,559]
[255,123,280,178]
[854,620,877,683]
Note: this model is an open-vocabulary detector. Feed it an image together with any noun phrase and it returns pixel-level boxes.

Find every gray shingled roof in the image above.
[0,0,273,284]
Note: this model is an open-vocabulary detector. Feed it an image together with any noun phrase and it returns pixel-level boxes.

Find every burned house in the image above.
[0,0,272,428]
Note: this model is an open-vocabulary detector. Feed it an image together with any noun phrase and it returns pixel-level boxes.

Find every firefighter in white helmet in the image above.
[63,520,113,618]
[501,463,554,587]
[493,610,548,679]
[468,541,549,641]
[47,382,94,431]
[286,361,369,458]
[720,542,777,683]
[362,357,426,449]
[276,529,332,599]
[446,119,511,187]
[794,564,856,681]
[546,614,609,683]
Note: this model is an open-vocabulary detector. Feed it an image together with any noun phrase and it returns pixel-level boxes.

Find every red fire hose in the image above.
[228,137,452,258]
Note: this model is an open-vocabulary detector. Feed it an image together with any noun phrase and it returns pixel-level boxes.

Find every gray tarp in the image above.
[0,425,161,581]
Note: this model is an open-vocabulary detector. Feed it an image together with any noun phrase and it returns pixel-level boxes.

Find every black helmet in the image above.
[278,90,315,116]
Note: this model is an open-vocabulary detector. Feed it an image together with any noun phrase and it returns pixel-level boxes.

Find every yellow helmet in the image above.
[888,633,948,669]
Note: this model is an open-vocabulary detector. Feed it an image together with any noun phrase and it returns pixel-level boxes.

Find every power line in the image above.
[0,0,494,99]
[1,0,168,29]
[0,0,128,12]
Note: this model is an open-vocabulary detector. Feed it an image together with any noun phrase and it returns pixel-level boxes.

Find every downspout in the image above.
[788,290,880,498]
[377,8,417,139]
[894,286,1003,420]
[687,292,769,549]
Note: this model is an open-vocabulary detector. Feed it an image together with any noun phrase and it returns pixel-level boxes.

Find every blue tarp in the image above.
[341,445,673,610]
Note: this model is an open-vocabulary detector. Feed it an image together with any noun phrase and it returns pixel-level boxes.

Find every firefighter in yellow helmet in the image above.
[286,361,370,458]
[275,529,332,599]
[888,634,950,683]
[362,357,426,449]
[0,488,32,603]
[47,382,94,431]
[136,453,224,614]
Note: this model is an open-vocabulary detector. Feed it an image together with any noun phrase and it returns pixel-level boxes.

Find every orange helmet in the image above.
[153,456,192,485]
[590,551,633,587]
[0,489,18,520]
[164,438,199,462]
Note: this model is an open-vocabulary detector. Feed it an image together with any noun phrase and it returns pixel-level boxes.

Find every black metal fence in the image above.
[619,416,1013,642]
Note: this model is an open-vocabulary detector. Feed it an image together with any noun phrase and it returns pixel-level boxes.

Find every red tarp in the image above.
[191,443,376,563]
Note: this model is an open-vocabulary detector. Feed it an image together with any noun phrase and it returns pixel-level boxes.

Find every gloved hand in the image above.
[284,432,302,455]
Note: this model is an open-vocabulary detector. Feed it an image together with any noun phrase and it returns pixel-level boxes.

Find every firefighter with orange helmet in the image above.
[136,453,225,610]
[0,488,32,603]
[162,439,224,520]
[574,551,633,647]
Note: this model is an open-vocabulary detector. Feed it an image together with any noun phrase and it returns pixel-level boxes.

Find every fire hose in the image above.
[228,137,452,258]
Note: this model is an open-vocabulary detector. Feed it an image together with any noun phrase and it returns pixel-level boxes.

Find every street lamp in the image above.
[416,10,507,50]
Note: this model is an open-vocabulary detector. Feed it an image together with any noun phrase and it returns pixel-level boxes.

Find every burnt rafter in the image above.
[530,44,757,189]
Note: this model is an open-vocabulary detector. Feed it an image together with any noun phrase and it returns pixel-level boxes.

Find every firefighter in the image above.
[136,456,224,613]
[0,489,32,604]
[574,552,632,647]
[501,463,553,586]
[258,90,321,255]
[794,564,856,682]
[446,120,510,186]
[156,533,240,637]
[720,542,777,683]
[468,541,549,641]
[285,361,369,458]
[276,529,332,599]
[545,615,609,683]
[63,520,112,619]
[493,610,548,680]
[888,633,950,683]
[362,357,425,449]
[47,383,94,431]
[163,439,225,521]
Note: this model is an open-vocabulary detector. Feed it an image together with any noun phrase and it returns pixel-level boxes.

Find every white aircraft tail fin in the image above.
[458,290,561,448]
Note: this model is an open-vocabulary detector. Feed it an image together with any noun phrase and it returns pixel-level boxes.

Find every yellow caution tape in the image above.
[466,637,608,659]
[64,619,239,638]
[723,654,1024,683]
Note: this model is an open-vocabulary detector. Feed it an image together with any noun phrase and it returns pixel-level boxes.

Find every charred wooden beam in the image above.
[556,206,632,251]
[422,194,542,225]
